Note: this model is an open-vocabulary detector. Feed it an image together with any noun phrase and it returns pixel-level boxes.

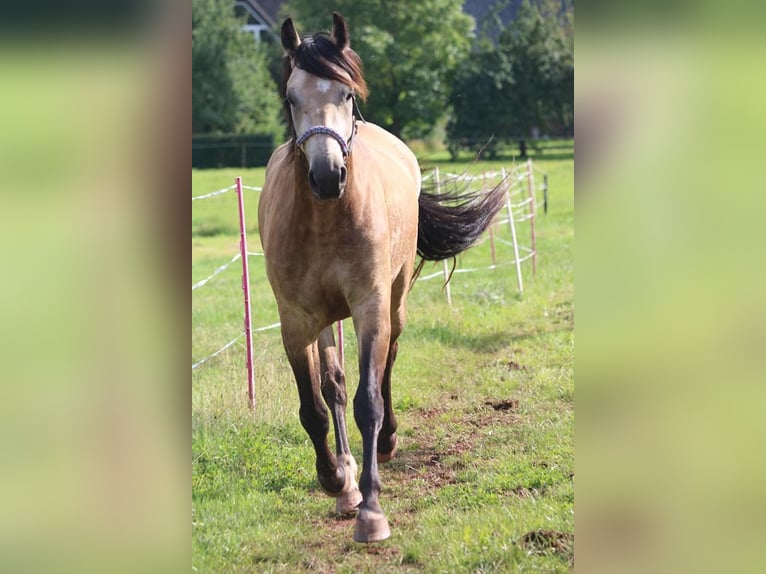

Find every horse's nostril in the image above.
[339,166,347,187]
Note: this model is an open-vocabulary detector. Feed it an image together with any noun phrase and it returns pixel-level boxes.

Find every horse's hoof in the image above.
[336,487,363,514]
[377,433,398,463]
[353,508,391,543]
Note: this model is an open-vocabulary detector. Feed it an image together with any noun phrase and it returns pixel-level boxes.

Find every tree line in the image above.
[192,0,573,158]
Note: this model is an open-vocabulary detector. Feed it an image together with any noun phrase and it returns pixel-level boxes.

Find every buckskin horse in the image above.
[258,13,505,542]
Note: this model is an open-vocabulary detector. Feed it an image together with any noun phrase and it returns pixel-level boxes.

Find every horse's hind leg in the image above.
[377,337,399,463]
[318,326,362,514]
[282,328,346,496]
[378,274,408,463]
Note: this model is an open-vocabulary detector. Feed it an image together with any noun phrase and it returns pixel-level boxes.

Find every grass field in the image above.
[192,141,574,572]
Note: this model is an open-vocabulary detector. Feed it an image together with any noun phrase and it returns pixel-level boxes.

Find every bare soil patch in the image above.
[485,398,520,411]
[391,399,522,492]
[520,529,574,562]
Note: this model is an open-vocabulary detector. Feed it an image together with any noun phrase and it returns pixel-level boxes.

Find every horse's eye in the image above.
[345,93,353,102]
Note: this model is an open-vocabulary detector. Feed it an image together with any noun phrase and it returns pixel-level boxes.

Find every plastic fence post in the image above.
[235,177,256,411]
[526,159,537,276]
[434,166,452,306]
[502,167,524,295]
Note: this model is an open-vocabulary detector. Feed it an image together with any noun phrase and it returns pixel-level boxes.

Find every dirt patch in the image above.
[547,298,574,332]
[390,417,477,491]
[327,514,355,531]
[460,400,522,432]
[389,397,523,493]
[509,486,541,498]
[362,544,400,558]
[485,398,520,412]
[520,529,573,559]
[416,406,449,421]
[553,306,574,328]
[394,447,458,489]
[426,454,441,466]
[505,360,527,371]
[299,557,335,574]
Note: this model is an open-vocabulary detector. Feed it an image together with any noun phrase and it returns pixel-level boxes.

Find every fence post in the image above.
[526,159,537,276]
[502,167,524,295]
[485,173,496,266]
[434,166,452,306]
[235,177,256,411]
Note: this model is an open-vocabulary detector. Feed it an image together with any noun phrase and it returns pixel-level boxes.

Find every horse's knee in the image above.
[321,367,347,405]
[353,387,384,431]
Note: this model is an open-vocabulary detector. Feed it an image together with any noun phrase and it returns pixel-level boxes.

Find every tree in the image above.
[282,0,473,139]
[495,0,573,151]
[447,49,505,159]
[448,0,574,158]
[192,0,282,138]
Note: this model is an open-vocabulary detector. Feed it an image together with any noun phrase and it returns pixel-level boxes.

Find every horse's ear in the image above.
[281,17,301,55]
[331,12,350,51]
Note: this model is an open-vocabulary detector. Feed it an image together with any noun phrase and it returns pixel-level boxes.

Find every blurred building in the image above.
[232,1,528,43]
[233,0,281,42]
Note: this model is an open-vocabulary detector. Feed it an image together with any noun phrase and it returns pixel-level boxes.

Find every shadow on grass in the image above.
[404,323,560,354]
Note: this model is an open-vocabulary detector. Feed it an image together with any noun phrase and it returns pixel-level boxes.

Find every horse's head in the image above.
[281,13,367,200]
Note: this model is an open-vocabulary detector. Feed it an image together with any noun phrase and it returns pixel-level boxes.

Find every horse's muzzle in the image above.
[308,160,347,200]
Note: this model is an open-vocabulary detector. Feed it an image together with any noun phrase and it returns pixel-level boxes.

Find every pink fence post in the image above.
[235,177,256,411]
[337,320,344,368]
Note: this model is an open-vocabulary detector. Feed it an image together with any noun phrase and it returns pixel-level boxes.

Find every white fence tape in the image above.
[192,185,235,201]
[192,252,264,291]
[192,253,241,291]
[192,333,243,370]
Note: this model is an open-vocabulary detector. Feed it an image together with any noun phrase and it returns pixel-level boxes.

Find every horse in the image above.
[258,12,506,543]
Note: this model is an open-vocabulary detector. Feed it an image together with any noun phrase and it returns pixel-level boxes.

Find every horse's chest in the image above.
[266,234,372,309]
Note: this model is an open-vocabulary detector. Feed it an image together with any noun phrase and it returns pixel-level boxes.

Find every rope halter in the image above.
[295,124,355,158]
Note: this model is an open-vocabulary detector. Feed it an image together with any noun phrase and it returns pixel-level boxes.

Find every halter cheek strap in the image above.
[295,121,357,158]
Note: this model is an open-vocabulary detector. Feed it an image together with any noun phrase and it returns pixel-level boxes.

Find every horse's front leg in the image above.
[351,301,392,542]
[318,326,362,514]
[282,328,345,496]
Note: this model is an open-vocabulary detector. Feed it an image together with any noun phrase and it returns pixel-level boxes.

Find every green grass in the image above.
[192,142,573,572]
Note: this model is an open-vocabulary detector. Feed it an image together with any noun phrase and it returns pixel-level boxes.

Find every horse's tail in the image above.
[416,176,507,262]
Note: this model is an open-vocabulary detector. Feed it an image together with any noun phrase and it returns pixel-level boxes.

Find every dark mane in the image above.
[280,32,368,134]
